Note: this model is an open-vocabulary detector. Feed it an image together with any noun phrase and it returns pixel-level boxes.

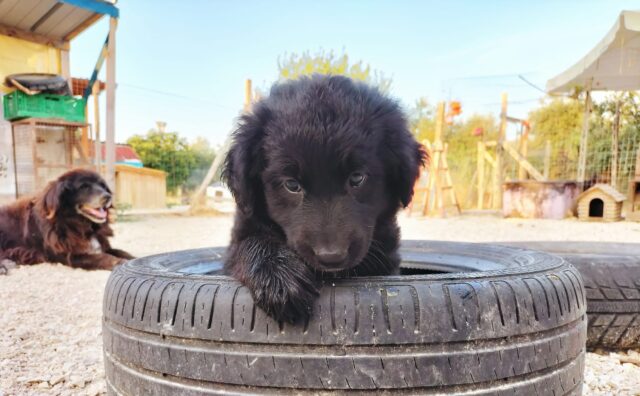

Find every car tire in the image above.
[103,241,586,395]
[499,241,640,350]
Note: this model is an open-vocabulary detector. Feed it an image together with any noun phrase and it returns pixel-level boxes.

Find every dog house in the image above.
[577,184,626,222]
[627,149,640,221]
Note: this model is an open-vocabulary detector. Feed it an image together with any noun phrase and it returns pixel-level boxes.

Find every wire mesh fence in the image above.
[515,126,640,194]
[447,124,640,210]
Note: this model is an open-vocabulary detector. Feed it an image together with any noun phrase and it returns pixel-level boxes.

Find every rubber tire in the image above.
[499,241,640,350]
[103,241,586,395]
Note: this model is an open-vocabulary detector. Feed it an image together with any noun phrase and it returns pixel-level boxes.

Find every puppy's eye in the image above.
[284,179,302,193]
[349,172,366,188]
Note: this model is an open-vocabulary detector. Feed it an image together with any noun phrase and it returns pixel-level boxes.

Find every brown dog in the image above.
[0,168,134,273]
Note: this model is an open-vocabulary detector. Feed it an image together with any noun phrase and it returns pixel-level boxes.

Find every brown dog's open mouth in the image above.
[77,204,109,223]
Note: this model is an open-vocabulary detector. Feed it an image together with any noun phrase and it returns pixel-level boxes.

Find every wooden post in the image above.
[577,84,592,187]
[30,120,37,192]
[434,101,444,142]
[60,49,70,88]
[543,140,552,179]
[244,79,252,112]
[93,82,101,172]
[105,17,117,192]
[82,105,90,158]
[611,100,621,189]
[494,93,507,209]
[189,78,254,213]
[518,122,529,180]
[477,141,485,209]
[425,102,445,215]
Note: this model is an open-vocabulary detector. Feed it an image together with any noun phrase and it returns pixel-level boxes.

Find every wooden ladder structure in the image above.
[408,101,461,217]
[424,140,461,216]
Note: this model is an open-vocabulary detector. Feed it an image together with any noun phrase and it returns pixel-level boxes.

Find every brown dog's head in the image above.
[223,75,427,273]
[39,169,113,224]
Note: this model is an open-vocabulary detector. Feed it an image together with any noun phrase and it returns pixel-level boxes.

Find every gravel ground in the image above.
[1,213,640,395]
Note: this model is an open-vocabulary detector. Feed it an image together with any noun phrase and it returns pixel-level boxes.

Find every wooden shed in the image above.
[114,165,167,209]
[577,184,626,222]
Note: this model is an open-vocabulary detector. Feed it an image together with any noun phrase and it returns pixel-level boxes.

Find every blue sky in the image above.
[70,1,636,145]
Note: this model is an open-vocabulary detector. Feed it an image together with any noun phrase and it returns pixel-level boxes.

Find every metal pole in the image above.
[577,85,592,188]
[495,93,507,209]
[105,17,117,192]
[611,100,621,189]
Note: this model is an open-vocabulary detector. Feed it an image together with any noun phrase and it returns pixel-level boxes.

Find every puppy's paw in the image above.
[248,253,318,324]
[0,259,17,275]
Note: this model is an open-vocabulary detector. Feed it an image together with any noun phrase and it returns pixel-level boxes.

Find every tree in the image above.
[445,114,499,201]
[184,137,217,192]
[527,93,640,182]
[127,123,196,193]
[527,98,583,179]
[408,98,499,207]
[277,49,392,92]
[410,97,436,143]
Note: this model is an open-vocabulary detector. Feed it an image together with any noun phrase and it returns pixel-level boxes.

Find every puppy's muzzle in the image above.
[313,246,348,269]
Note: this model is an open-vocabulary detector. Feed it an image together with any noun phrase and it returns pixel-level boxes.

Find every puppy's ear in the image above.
[382,114,429,208]
[222,109,268,216]
[41,179,68,220]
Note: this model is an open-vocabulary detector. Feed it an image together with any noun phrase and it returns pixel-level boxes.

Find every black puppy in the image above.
[222,75,426,322]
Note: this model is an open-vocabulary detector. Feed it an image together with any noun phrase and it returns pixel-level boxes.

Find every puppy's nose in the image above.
[313,247,347,266]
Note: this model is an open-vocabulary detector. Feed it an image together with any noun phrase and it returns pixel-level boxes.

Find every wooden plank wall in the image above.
[114,165,166,209]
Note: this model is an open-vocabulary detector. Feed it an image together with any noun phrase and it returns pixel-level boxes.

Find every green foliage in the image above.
[589,92,640,182]
[408,98,499,208]
[528,98,583,179]
[592,92,640,136]
[184,137,216,192]
[127,126,215,194]
[410,98,436,143]
[445,114,499,203]
[277,49,392,92]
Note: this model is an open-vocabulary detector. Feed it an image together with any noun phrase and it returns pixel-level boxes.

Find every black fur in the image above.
[222,75,427,322]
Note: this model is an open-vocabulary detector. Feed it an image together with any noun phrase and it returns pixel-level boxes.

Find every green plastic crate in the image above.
[3,90,86,123]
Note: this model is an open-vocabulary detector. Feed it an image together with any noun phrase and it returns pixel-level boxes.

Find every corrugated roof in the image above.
[89,143,142,163]
[0,0,118,48]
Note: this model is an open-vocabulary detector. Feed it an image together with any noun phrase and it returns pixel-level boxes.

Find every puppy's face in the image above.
[224,75,425,273]
[42,169,113,224]
[262,137,389,272]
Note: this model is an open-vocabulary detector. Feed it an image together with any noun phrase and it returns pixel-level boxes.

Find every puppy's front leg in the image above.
[226,236,318,323]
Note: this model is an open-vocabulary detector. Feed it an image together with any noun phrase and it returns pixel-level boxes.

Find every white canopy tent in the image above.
[546,10,640,185]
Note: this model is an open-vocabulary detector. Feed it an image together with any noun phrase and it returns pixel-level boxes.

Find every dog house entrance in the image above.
[589,198,604,217]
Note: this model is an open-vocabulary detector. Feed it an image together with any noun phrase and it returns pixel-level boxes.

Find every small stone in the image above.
[37,381,50,389]
[68,375,86,388]
[83,381,105,395]
[49,374,66,386]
